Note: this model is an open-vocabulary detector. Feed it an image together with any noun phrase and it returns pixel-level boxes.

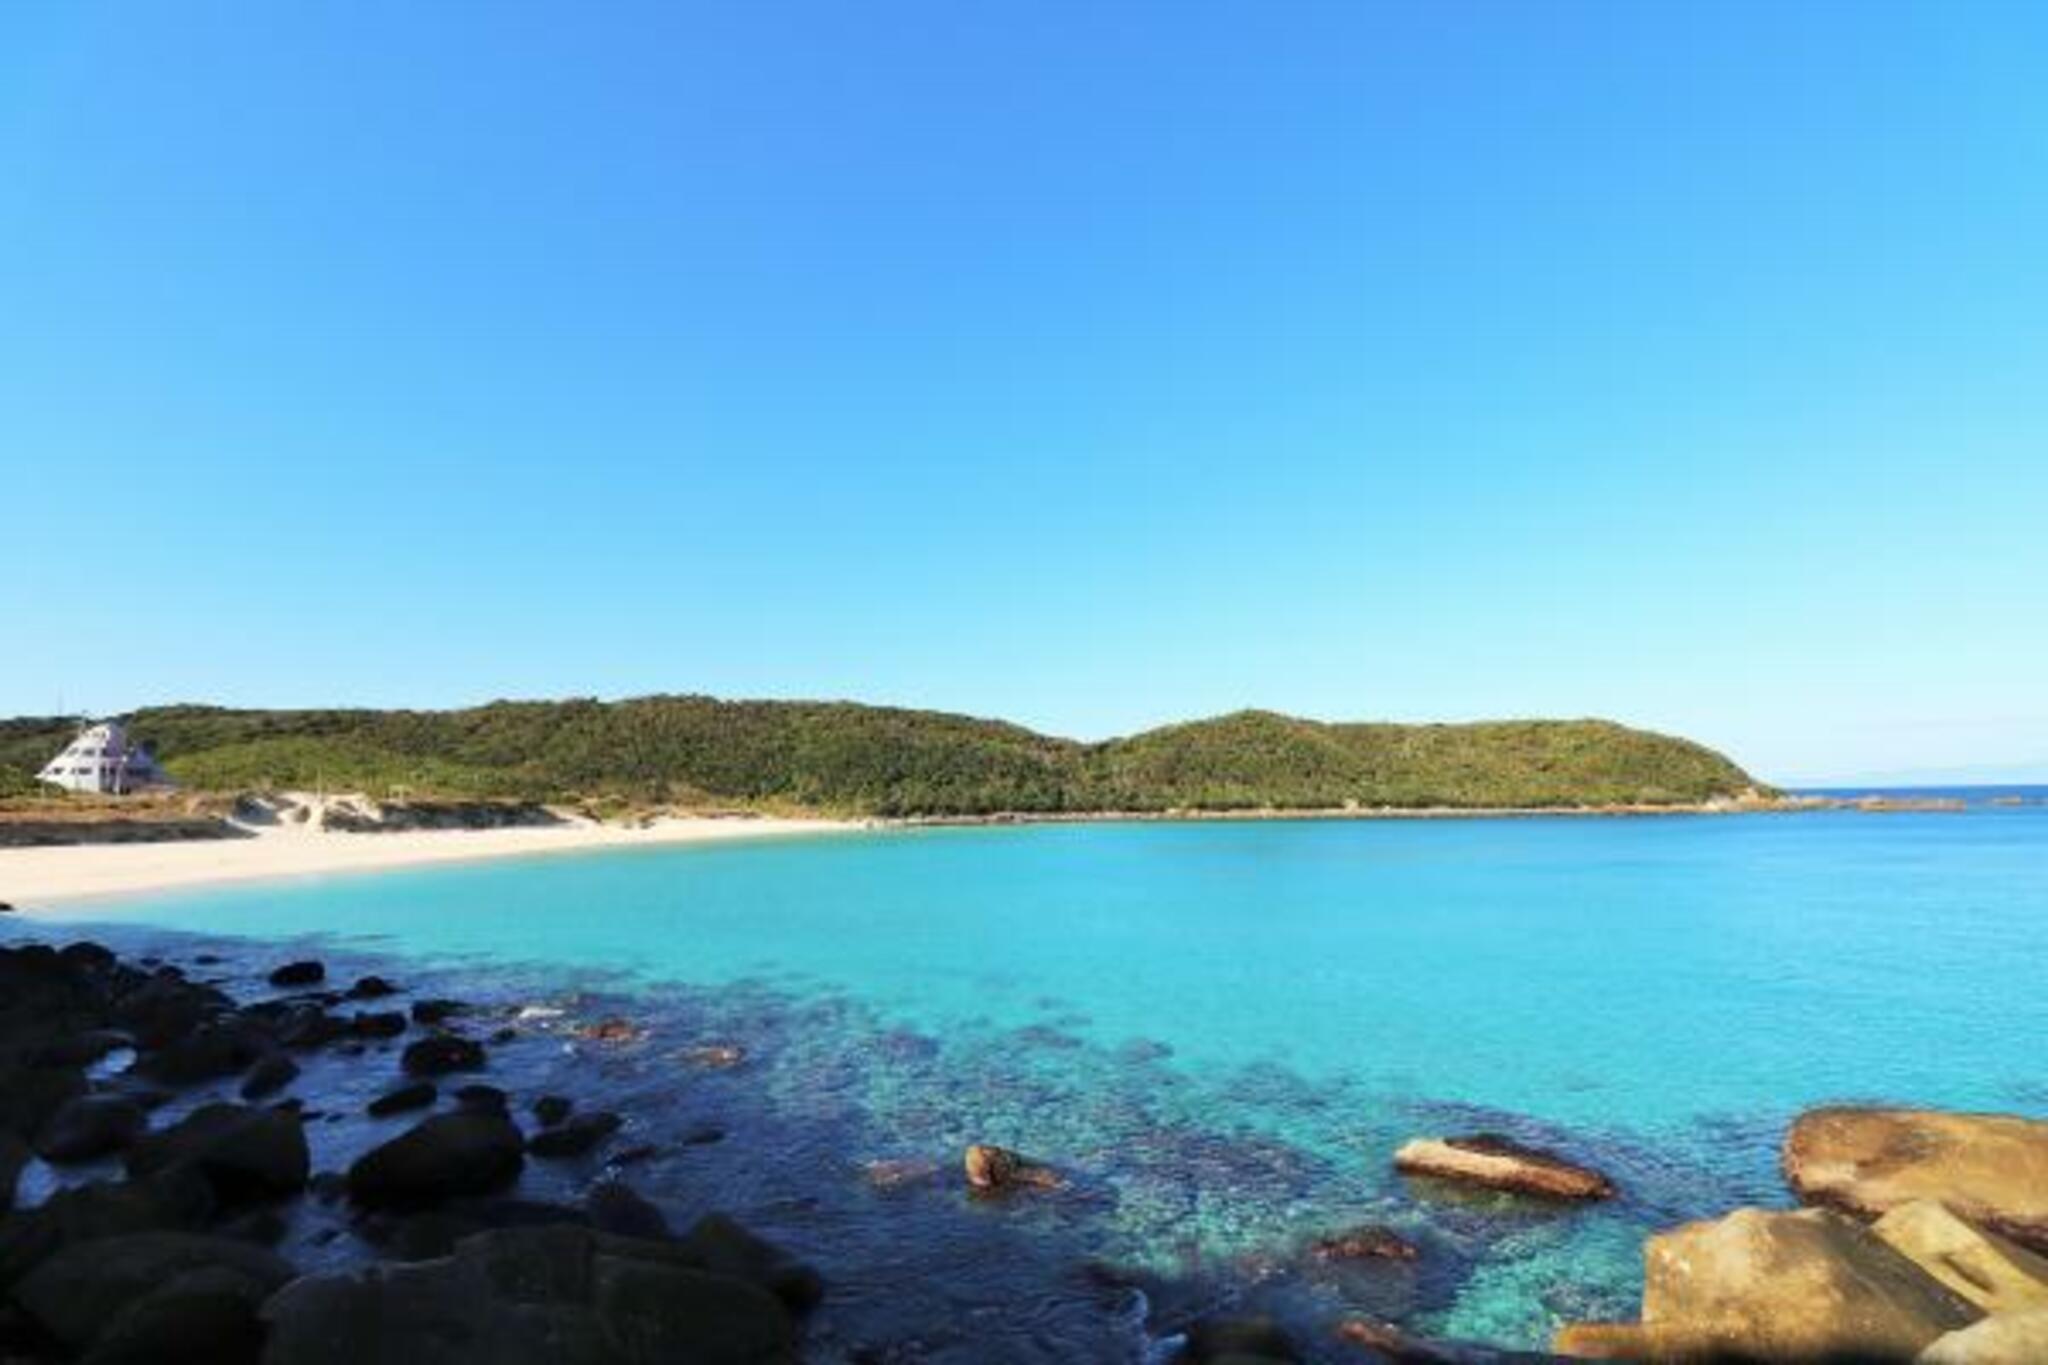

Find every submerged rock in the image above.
[267,961,326,988]
[533,1095,573,1128]
[346,1110,525,1209]
[1786,1108,2048,1253]
[410,998,466,1025]
[1178,1315,1301,1363]
[1308,1223,1420,1263]
[576,1017,644,1044]
[863,1158,940,1191]
[587,1181,670,1240]
[1639,1207,1978,1361]
[1394,1135,1614,1201]
[677,1043,746,1070]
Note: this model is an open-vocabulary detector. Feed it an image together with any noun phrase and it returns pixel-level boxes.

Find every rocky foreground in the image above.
[1551,1108,2048,1362]
[5,935,2047,1364]
[0,940,828,1364]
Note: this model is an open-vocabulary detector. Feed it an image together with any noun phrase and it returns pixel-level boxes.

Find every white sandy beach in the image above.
[0,815,860,909]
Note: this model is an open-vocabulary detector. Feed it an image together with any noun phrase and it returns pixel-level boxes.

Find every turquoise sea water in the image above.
[14,801,2048,1358]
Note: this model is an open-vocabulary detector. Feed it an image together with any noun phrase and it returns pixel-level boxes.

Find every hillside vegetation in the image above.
[0,698,1760,816]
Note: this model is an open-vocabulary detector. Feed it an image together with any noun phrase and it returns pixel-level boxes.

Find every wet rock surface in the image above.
[262,1224,799,1365]
[346,1111,526,1208]
[0,938,824,1365]
[1395,1136,1614,1201]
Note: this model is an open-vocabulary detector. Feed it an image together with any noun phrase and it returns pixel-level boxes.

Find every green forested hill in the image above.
[0,698,1760,815]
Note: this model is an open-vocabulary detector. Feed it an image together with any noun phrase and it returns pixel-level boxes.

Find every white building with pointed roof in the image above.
[37,721,172,794]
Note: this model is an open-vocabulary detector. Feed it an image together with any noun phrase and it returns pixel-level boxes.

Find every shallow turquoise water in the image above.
[21,806,2048,1355]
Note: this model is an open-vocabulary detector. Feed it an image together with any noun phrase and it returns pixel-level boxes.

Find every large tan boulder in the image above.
[1393,1134,1613,1200]
[1552,1320,1659,1358]
[1874,1201,2048,1316]
[1917,1309,2048,1364]
[1785,1109,2048,1252]
[1640,1207,1979,1361]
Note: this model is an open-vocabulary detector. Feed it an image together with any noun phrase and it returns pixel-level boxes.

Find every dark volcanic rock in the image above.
[0,1169,216,1292]
[587,1181,670,1240]
[80,1262,277,1365]
[125,1103,309,1206]
[108,975,222,1050]
[349,1010,407,1040]
[678,1213,824,1316]
[401,1035,486,1077]
[378,1197,589,1261]
[274,1005,349,1050]
[35,1095,148,1163]
[0,1132,28,1212]
[346,975,398,1000]
[0,1064,87,1141]
[12,1231,291,1355]
[367,1082,437,1118]
[527,1111,622,1159]
[534,1095,573,1127]
[266,961,325,988]
[409,998,465,1025]
[239,1052,301,1101]
[453,1084,509,1114]
[135,1019,273,1086]
[261,1224,797,1365]
[346,1110,525,1209]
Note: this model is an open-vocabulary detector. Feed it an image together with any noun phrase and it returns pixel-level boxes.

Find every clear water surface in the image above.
[13,797,2048,1359]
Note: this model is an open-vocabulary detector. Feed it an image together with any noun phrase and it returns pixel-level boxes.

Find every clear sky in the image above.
[4,2,2044,784]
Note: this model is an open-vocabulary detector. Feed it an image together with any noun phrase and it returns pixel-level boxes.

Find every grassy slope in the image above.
[0,698,1759,815]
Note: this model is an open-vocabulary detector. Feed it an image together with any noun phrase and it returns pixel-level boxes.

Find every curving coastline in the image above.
[0,815,861,908]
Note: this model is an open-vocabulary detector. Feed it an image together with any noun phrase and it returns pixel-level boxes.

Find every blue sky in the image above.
[4,2,2044,784]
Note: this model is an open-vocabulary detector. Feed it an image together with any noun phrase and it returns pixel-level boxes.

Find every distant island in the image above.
[0,698,1765,816]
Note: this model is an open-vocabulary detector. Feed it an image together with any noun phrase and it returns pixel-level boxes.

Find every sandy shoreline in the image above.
[0,815,862,909]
